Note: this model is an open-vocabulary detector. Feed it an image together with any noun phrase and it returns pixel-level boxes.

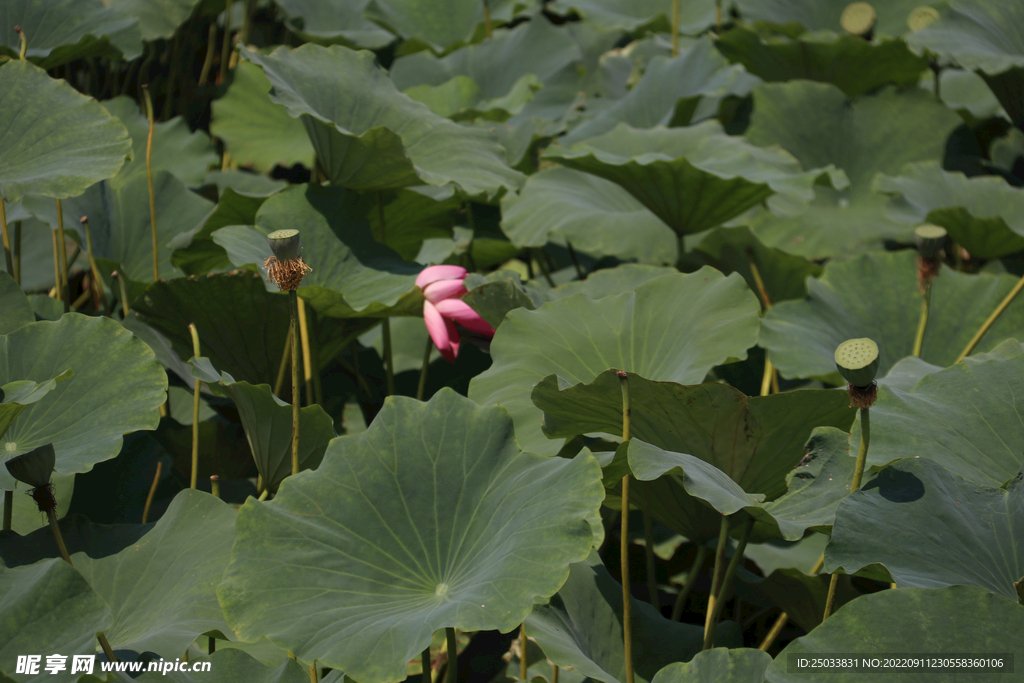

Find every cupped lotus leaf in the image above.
[217,389,604,683]
[875,161,1024,259]
[102,96,218,190]
[272,0,393,48]
[762,250,1024,383]
[210,61,315,174]
[213,184,423,318]
[0,315,166,491]
[907,0,1024,125]
[562,38,760,145]
[468,268,761,456]
[733,0,947,38]
[525,558,728,683]
[0,0,141,68]
[651,648,772,683]
[826,457,1024,600]
[71,489,235,657]
[716,25,928,98]
[0,272,32,335]
[24,170,214,283]
[546,0,714,34]
[190,357,336,493]
[364,0,538,53]
[850,340,1024,487]
[500,166,676,264]
[0,370,73,443]
[133,649,311,683]
[545,264,678,302]
[169,187,272,275]
[0,559,111,683]
[404,72,542,121]
[544,121,843,237]
[743,82,962,258]
[764,586,1024,682]
[241,44,524,196]
[105,0,202,41]
[0,60,131,203]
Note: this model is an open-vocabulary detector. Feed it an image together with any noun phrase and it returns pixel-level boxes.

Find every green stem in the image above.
[912,283,930,357]
[483,0,493,38]
[703,517,754,650]
[309,662,317,683]
[445,628,457,683]
[219,0,234,85]
[705,515,730,638]
[199,23,217,86]
[715,0,722,31]
[188,323,201,489]
[142,461,161,523]
[671,544,706,621]
[533,248,556,287]
[382,318,395,397]
[50,229,60,301]
[421,647,431,683]
[643,510,659,611]
[956,273,1024,362]
[98,633,118,663]
[55,200,70,313]
[0,199,12,277]
[48,507,72,565]
[12,220,21,286]
[519,624,528,679]
[142,86,159,281]
[417,335,432,401]
[290,290,300,476]
[298,296,313,406]
[565,241,584,280]
[81,217,104,307]
[274,332,291,398]
[758,612,788,652]
[617,370,634,683]
[2,490,12,532]
[113,270,130,316]
[241,0,255,44]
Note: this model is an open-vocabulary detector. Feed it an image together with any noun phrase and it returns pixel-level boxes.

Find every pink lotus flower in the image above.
[416,265,495,362]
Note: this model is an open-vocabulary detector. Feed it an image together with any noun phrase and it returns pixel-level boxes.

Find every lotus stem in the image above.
[382,319,395,397]
[188,323,201,488]
[445,628,457,683]
[55,200,70,312]
[98,633,117,663]
[956,273,1024,362]
[483,0,493,38]
[258,489,269,501]
[417,336,432,401]
[12,220,21,285]
[565,241,585,279]
[308,662,317,683]
[672,0,680,56]
[210,475,220,499]
[46,506,72,564]
[274,333,291,398]
[519,624,528,679]
[297,297,313,406]
[553,664,559,683]
[112,270,130,316]
[758,612,788,651]
[617,370,635,683]
[2,490,12,531]
[421,648,431,683]
[50,229,61,299]
[534,248,555,287]
[290,290,300,475]
[142,461,161,523]
[704,516,753,649]
[715,0,722,31]
[643,511,659,610]
[912,284,930,357]
[140,86,159,282]
[0,199,12,276]
[219,0,234,84]
[705,515,729,637]
[671,544,706,621]
[80,217,104,307]
[199,23,217,86]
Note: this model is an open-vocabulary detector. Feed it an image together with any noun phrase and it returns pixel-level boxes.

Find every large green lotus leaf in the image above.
[0,559,111,683]
[826,457,1024,601]
[0,0,141,68]
[272,0,393,48]
[525,558,727,683]
[764,586,1024,683]
[562,38,759,144]
[71,490,234,656]
[367,186,461,261]
[0,60,131,203]
[133,649,310,683]
[694,226,822,305]
[500,166,676,264]
[907,0,1024,125]
[203,170,288,198]
[761,250,1024,382]
[0,315,166,491]
[545,264,678,302]
[468,268,761,456]
[210,61,315,174]
[652,648,772,683]
[364,0,538,53]
[0,272,32,335]
[213,184,423,318]
[102,96,218,190]
[544,121,841,237]
[217,389,604,683]
[241,44,524,196]
[190,357,335,493]
[546,0,714,34]
[744,82,962,258]
[716,25,927,98]
[0,370,73,443]
[169,187,271,276]
[24,170,214,283]
[849,340,1024,487]
[106,0,201,41]
[734,0,948,37]
[875,161,1024,259]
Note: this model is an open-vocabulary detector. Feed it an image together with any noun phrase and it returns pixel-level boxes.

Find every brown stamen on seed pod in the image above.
[847,381,877,409]
[917,255,942,293]
[263,255,312,291]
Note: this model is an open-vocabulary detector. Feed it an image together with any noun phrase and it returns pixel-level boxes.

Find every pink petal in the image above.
[434,298,495,337]
[415,265,467,290]
[424,301,459,363]
[445,317,460,361]
[423,279,467,303]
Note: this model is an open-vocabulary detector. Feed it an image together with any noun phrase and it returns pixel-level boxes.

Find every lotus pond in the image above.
[2,0,1024,681]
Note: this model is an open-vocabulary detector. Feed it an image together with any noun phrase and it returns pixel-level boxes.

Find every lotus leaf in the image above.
[7,471,74,536]
[364,0,539,53]
[0,272,32,335]
[546,0,714,34]
[106,0,202,41]
[651,648,772,683]
[169,187,272,276]
[367,186,461,261]
[0,0,141,68]
[0,370,73,443]
[272,0,393,49]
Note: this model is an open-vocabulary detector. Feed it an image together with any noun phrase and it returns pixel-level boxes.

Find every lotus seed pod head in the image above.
[5,443,55,488]
[841,2,876,36]
[907,6,940,31]
[835,338,880,387]
[915,224,947,258]
[268,229,301,261]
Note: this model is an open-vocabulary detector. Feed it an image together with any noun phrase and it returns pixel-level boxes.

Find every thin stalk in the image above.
[758,613,788,652]
[290,290,300,476]
[98,633,117,662]
[48,507,72,564]
[71,288,92,311]
[0,199,12,276]
[16,25,27,59]
[956,274,1024,362]
[565,241,585,279]
[445,628,457,683]
[309,663,317,683]
[12,220,21,285]
[142,461,162,523]
[2,490,12,532]
[533,248,555,287]
[715,0,722,31]
[417,336,433,401]
[113,270,130,316]
[705,515,730,636]
[671,545,706,621]
[310,318,323,406]
[241,0,255,44]
[421,648,431,683]
[210,475,220,499]
[703,517,754,650]
[617,370,635,683]
[274,333,292,397]
[80,217,105,307]
[142,86,159,281]
[219,0,234,85]
[553,664,559,683]
[258,489,269,501]
[188,323,201,489]
[519,624,528,679]
[760,358,774,397]
[55,200,70,313]
[382,319,395,397]
[297,297,313,406]
[671,0,680,56]
[912,283,931,357]
[350,339,370,399]
[483,0,493,38]
[643,511,659,611]
[199,23,217,86]
[50,229,61,300]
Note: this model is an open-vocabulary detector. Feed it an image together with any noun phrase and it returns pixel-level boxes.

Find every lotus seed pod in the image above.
[5,443,55,488]
[841,2,876,36]
[268,229,301,262]
[907,6,940,31]
[914,224,947,259]
[835,338,879,387]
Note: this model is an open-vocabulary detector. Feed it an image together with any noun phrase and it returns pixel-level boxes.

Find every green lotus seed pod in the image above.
[914,224,947,258]
[835,338,879,387]
[5,443,55,488]
[268,229,301,261]
[841,2,876,36]
[907,6,940,32]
